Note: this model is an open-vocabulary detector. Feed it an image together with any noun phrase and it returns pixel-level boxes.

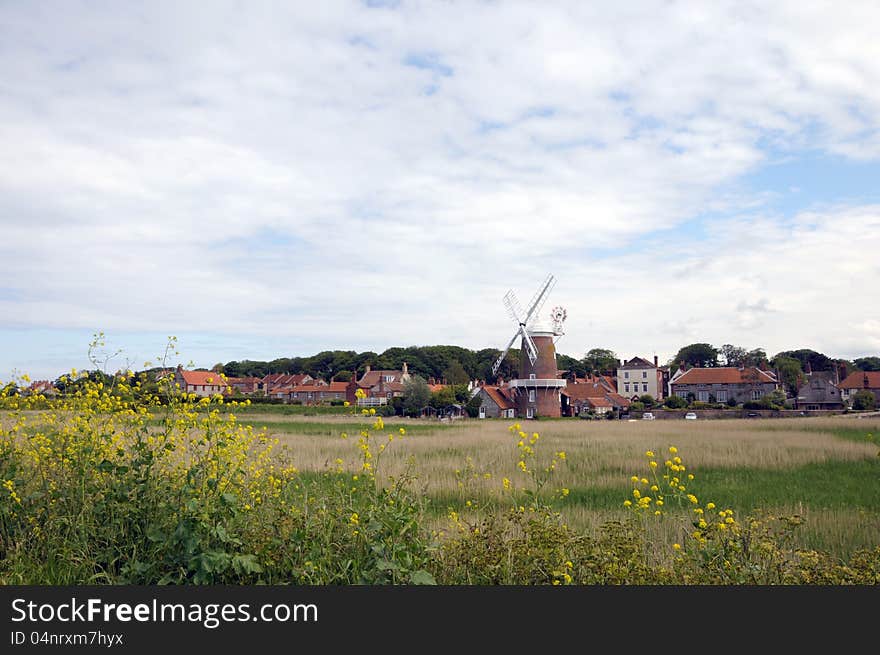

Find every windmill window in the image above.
[529,373,536,380]
[528,390,535,402]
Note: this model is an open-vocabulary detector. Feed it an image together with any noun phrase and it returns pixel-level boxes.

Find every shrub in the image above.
[664,395,688,409]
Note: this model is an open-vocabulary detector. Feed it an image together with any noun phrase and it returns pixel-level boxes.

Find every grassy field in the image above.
[241,411,880,557]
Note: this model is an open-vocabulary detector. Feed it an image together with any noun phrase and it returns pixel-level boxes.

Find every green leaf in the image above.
[376,559,401,572]
[409,570,436,585]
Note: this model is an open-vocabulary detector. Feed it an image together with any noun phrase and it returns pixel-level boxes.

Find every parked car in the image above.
[684,412,697,420]
[642,412,655,420]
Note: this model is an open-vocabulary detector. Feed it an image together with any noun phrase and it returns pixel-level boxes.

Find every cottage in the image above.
[796,371,844,410]
[839,371,880,407]
[670,366,777,405]
[350,364,412,406]
[475,385,516,419]
[224,376,262,395]
[174,366,227,397]
[561,379,631,416]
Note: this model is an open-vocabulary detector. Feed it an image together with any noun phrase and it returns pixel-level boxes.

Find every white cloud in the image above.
[1,1,880,377]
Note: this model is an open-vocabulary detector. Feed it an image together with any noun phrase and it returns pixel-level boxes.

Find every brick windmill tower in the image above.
[491,274,567,418]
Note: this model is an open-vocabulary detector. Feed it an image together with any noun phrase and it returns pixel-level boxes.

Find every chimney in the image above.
[865,373,871,389]
[653,355,658,367]
[497,375,504,386]
[402,362,408,375]
[838,362,847,384]
[365,364,371,374]
[759,360,767,371]
[805,361,812,375]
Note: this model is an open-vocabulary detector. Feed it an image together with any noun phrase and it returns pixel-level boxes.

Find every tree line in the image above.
[215,343,879,390]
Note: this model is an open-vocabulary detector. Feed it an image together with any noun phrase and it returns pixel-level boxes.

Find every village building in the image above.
[838,371,880,406]
[349,363,412,406]
[670,366,777,404]
[174,366,227,397]
[475,384,516,419]
[224,376,263,394]
[561,376,631,416]
[796,365,844,410]
[616,356,665,400]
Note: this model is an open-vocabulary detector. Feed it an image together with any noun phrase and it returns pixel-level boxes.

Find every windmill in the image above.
[491,274,568,418]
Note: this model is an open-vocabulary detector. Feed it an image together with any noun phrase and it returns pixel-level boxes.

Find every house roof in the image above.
[620,356,655,369]
[483,385,515,410]
[428,384,446,393]
[293,382,348,393]
[839,371,880,390]
[562,383,613,401]
[585,397,613,408]
[358,370,406,387]
[179,370,226,386]
[673,367,777,385]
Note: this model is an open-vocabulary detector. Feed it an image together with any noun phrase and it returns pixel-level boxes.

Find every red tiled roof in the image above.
[179,370,226,386]
[358,370,405,387]
[585,397,613,408]
[839,371,880,389]
[226,377,261,384]
[673,367,776,385]
[562,383,613,401]
[483,385,515,410]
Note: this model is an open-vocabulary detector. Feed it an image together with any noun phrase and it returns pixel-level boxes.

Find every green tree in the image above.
[333,370,353,382]
[639,394,656,408]
[429,386,458,409]
[854,356,880,372]
[442,360,470,386]
[673,343,719,368]
[402,375,431,417]
[719,344,747,367]
[773,355,803,396]
[582,348,619,375]
[664,395,687,409]
[773,349,834,372]
[852,390,877,411]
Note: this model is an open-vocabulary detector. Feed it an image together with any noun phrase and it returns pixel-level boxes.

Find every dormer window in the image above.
[384,375,394,382]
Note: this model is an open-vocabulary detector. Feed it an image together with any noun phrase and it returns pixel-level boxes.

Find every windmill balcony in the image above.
[507,378,567,389]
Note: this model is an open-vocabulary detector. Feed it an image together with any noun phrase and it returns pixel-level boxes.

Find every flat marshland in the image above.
[243,412,880,557]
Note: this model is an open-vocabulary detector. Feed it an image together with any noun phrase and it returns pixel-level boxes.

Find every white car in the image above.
[684,412,697,420]
[642,412,655,420]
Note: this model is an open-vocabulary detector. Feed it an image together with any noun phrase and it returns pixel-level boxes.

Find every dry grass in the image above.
[268,416,879,497]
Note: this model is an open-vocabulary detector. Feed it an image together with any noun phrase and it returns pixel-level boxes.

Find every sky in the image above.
[1,0,879,380]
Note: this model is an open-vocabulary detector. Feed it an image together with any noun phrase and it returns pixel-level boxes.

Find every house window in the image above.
[677,390,688,399]
[717,390,727,402]
[528,390,535,402]
[624,383,630,393]
[387,392,393,399]
[751,390,761,400]
[642,371,647,379]
[624,372,629,379]
[529,373,536,380]
[642,383,648,393]
[526,408,534,419]
[697,391,709,402]
[384,375,394,382]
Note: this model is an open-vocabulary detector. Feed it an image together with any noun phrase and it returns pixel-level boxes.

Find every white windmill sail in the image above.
[491,274,557,376]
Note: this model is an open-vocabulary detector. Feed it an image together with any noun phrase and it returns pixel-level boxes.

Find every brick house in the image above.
[285,382,349,404]
[562,377,631,416]
[262,373,315,395]
[349,364,412,406]
[839,371,880,407]
[670,366,777,404]
[175,366,227,397]
[224,377,262,394]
